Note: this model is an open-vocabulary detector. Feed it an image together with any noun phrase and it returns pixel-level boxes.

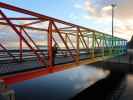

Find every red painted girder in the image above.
[0,17,40,20]
[0,10,46,66]
[0,2,93,32]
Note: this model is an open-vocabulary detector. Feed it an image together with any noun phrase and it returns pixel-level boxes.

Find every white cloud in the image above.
[74,4,82,9]
[102,5,112,11]
[73,0,133,40]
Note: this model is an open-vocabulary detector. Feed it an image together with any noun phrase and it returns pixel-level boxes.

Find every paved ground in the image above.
[105,54,133,64]
[102,55,133,100]
[120,74,133,100]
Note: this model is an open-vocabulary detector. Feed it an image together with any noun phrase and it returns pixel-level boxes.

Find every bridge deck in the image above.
[105,54,133,65]
[0,53,91,75]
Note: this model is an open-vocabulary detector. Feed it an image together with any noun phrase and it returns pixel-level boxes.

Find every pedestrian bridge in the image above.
[0,2,127,84]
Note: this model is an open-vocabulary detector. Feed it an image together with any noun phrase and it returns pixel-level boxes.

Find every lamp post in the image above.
[111,4,116,53]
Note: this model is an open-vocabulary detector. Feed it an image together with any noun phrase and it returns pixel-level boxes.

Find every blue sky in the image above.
[0,0,105,30]
[0,0,132,41]
[0,0,83,22]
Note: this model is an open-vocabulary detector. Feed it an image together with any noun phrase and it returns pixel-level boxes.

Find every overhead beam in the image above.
[0,2,93,32]
[21,20,47,26]
[0,17,40,20]
[0,2,127,41]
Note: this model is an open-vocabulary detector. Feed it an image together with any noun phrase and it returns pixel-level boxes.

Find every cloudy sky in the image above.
[73,0,133,41]
[0,0,132,41]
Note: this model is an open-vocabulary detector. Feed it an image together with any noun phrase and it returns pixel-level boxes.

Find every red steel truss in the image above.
[0,2,127,85]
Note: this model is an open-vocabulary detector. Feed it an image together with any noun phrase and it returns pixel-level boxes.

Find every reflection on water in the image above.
[110,73,127,100]
[120,75,133,100]
[11,65,109,100]
[72,71,127,100]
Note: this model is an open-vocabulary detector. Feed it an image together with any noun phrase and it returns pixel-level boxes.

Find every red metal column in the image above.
[99,39,102,47]
[48,21,53,67]
[66,34,76,49]
[76,32,80,64]
[94,35,100,47]
[19,28,23,63]
[52,22,75,61]
[77,28,89,49]
[64,33,68,56]
[87,37,89,48]
[79,37,86,48]
[21,27,47,60]
[52,37,65,56]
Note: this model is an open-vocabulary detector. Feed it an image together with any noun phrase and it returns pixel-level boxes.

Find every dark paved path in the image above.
[120,74,133,100]
[72,71,126,100]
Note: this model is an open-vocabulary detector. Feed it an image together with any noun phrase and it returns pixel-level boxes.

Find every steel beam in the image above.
[77,28,89,49]
[19,28,23,63]
[48,21,53,67]
[0,17,39,20]
[0,2,96,32]
[52,21,75,61]
[0,10,46,66]
[21,27,47,63]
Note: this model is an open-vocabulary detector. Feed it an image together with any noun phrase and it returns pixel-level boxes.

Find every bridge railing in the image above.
[0,2,127,67]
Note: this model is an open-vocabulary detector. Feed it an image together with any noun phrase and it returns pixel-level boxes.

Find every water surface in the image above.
[11,65,109,100]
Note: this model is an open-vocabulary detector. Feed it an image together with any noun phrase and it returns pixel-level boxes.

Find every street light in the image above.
[102,4,116,53]
[111,4,116,52]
